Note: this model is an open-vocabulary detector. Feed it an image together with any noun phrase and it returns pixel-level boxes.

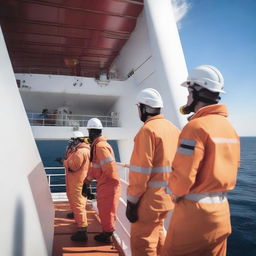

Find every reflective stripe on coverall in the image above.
[128,114,180,256]
[89,136,120,232]
[161,104,240,256]
[64,142,90,227]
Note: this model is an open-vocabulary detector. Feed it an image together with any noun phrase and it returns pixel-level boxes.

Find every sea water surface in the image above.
[227,137,256,255]
[36,137,256,255]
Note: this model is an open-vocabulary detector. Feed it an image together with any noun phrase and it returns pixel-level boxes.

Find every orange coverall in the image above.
[89,136,120,232]
[64,142,90,228]
[128,114,180,256]
[161,104,240,256]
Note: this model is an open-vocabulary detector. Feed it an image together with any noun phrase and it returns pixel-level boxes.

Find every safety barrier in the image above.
[45,164,129,193]
[45,167,67,201]
[45,166,97,201]
[45,167,66,189]
[28,112,119,127]
[114,164,131,256]
[114,164,172,256]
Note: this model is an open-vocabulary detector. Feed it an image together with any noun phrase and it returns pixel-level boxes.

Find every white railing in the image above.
[114,164,172,256]
[114,164,131,256]
[45,166,66,188]
[45,166,98,201]
[45,167,67,201]
[28,113,119,127]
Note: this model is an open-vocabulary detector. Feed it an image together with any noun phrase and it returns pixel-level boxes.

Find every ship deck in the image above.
[52,201,122,256]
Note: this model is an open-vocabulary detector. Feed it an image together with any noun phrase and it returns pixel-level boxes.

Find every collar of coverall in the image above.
[189,104,228,121]
[144,114,164,124]
[76,142,90,149]
[91,135,107,147]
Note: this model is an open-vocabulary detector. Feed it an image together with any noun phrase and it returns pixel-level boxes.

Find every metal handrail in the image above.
[27,112,119,127]
[45,167,66,190]
[45,163,129,192]
[45,167,64,170]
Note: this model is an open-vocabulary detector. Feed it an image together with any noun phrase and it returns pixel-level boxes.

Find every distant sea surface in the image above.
[36,137,256,254]
[227,137,256,255]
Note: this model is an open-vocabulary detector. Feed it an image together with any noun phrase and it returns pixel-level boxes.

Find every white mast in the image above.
[144,0,188,128]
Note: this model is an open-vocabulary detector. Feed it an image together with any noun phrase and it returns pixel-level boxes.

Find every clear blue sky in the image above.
[177,0,256,136]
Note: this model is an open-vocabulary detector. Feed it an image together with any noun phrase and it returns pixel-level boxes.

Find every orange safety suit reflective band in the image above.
[184,191,227,203]
[128,114,180,256]
[64,142,90,228]
[88,136,120,232]
[91,157,114,169]
[162,104,240,256]
[176,138,196,156]
[128,166,172,204]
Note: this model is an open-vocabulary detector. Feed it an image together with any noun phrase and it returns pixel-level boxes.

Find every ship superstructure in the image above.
[0,0,187,255]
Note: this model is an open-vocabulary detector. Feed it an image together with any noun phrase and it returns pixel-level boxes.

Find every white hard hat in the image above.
[181,65,225,93]
[73,131,84,138]
[87,118,103,129]
[136,88,163,108]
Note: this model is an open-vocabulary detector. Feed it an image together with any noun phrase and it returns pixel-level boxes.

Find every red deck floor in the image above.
[52,201,121,256]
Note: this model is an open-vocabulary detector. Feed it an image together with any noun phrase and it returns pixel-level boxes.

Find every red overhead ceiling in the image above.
[0,0,143,77]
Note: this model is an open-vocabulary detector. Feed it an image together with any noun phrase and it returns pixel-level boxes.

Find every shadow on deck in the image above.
[52,201,121,256]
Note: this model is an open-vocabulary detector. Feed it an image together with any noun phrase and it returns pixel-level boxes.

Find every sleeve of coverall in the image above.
[97,146,116,179]
[127,128,154,204]
[169,123,206,196]
[67,151,86,171]
[86,164,95,181]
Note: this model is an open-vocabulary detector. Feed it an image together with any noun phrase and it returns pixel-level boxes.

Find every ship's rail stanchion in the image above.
[44,167,67,201]
[114,163,131,256]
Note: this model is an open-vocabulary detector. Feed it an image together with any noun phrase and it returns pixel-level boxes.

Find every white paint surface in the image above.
[0,27,54,256]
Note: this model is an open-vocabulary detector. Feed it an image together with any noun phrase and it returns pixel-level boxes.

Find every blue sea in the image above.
[227,137,256,255]
[36,137,256,255]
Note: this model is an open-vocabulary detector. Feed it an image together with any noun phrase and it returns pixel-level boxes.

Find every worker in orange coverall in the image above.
[126,88,180,256]
[161,65,240,256]
[84,118,120,244]
[64,131,90,242]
